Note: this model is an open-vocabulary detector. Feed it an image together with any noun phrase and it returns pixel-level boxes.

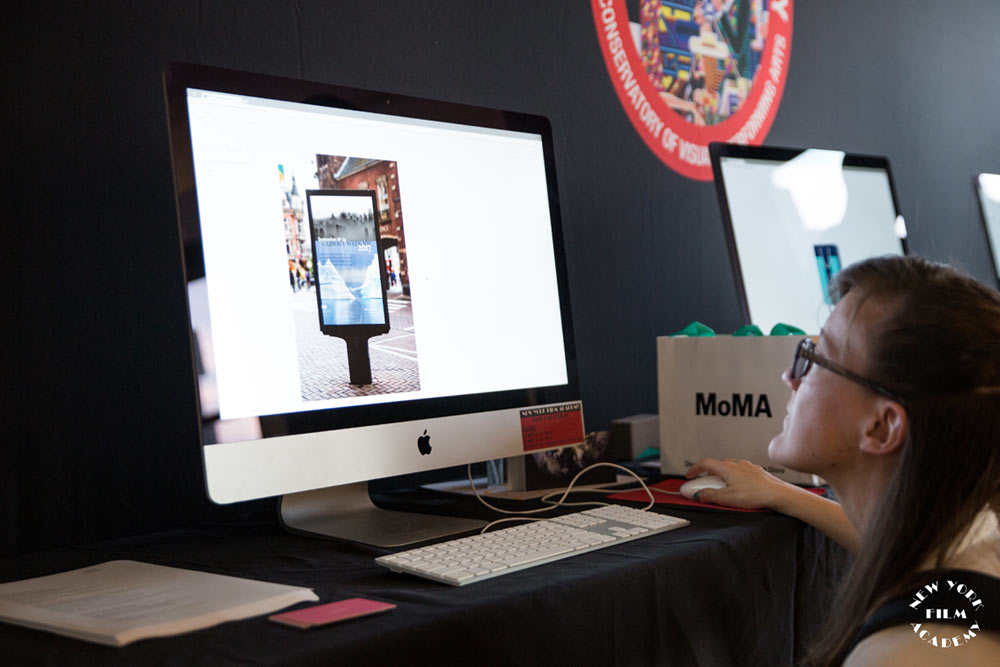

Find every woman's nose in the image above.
[782,367,799,390]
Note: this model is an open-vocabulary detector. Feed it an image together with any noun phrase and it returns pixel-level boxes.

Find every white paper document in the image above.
[0,560,318,646]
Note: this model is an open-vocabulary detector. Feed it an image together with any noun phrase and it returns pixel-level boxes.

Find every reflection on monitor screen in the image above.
[164,64,581,546]
[710,144,908,334]
[976,173,1000,288]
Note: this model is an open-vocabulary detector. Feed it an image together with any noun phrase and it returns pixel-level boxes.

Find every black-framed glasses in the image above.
[791,339,901,402]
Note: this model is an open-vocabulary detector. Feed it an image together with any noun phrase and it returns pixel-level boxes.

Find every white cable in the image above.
[477,486,683,532]
[467,461,661,527]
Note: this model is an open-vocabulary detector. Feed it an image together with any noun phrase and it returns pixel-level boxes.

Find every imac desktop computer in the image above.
[975,173,1000,289]
[163,64,582,547]
[710,143,909,334]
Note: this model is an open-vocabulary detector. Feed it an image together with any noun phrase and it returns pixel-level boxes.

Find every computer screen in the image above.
[164,64,581,546]
[976,173,1000,288]
[710,143,908,334]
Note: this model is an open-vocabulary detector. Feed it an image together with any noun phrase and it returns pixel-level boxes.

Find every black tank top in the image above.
[851,569,1000,650]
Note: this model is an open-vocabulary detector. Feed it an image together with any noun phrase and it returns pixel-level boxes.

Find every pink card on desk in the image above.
[269,597,396,629]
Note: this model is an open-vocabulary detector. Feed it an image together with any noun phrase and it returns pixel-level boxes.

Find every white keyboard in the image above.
[375,505,689,586]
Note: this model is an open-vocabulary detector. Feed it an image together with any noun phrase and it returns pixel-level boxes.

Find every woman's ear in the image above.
[860,400,907,456]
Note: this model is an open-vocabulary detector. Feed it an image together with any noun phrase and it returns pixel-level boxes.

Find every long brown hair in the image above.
[803,255,1000,666]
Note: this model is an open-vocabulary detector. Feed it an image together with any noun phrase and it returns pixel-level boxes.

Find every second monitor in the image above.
[976,173,1000,289]
[710,143,909,334]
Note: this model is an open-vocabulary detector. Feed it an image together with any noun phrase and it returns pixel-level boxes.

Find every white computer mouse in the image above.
[679,475,727,500]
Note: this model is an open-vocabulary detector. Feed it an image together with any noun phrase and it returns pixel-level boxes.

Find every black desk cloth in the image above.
[0,488,845,666]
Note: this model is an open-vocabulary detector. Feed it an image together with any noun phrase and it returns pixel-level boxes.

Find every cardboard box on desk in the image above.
[657,335,821,486]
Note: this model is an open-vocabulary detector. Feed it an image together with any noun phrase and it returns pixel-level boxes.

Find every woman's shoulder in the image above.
[948,508,1000,576]
[845,625,1000,666]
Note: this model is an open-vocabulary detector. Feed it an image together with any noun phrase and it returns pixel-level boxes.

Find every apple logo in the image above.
[417,429,432,455]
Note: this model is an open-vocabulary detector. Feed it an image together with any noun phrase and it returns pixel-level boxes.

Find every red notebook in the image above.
[608,477,825,512]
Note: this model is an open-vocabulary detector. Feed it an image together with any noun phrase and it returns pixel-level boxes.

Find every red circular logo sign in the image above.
[591,0,793,180]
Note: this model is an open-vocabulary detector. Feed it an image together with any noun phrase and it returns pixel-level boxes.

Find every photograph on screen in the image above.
[281,158,420,401]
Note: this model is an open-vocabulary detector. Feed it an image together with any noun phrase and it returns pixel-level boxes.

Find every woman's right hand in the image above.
[684,457,799,510]
[686,458,859,552]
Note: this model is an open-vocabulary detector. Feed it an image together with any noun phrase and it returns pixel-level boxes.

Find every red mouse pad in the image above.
[608,478,825,512]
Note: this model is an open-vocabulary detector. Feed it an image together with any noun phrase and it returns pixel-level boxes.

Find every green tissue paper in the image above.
[769,323,807,336]
[732,324,764,337]
[673,321,715,337]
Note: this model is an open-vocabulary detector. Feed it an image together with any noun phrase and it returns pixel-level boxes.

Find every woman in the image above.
[687,255,1000,665]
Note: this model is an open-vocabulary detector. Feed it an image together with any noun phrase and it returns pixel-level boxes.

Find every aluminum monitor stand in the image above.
[279,481,486,548]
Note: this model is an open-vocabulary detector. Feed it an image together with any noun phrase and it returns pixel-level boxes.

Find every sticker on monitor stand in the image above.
[591,0,793,180]
[520,403,585,452]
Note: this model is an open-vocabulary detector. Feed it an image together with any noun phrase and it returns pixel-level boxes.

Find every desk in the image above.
[0,487,845,666]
